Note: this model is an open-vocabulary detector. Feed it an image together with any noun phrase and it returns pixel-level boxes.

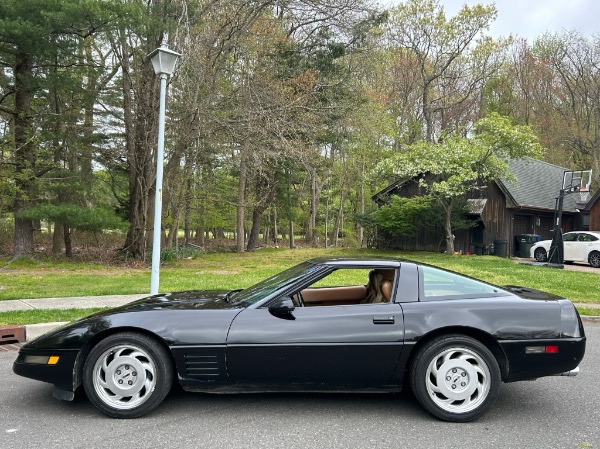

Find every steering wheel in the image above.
[291,291,304,307]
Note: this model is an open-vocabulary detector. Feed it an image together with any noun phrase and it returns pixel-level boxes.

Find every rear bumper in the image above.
[551,366,580,377]
[500,337,586,382]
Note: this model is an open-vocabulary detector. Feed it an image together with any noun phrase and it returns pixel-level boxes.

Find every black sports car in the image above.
[13,257,585,422]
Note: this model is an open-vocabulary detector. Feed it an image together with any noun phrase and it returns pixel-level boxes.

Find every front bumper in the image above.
[13,347,79,393]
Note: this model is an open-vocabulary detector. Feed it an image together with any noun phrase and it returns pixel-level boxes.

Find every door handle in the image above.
[373,315,395,324]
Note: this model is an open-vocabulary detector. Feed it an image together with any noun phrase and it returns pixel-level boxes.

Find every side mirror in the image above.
[268,298,295,317]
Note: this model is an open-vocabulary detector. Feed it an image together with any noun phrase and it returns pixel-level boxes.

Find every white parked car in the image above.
[530,231,600,268]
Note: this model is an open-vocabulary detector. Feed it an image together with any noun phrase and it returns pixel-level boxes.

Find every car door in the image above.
[226,299,404,389]
[580,232,600,262]
[563,232,579,261]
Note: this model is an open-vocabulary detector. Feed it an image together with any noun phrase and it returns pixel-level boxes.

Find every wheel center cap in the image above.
[436,359,478,401]
[104,356,146,395]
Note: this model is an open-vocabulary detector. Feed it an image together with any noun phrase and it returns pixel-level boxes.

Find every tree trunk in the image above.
[324,183,330,248]
[198,198,205,246]
[263,210,270,244]
[236,149,248,253]
[80,40,96,196]
[422,80,434,142]
[246,207,264,251]
[444,199,455,254]
[63,224,72,258]
[183,180,192,246]
[52,223,64,254]
[358,158,365,247]
[272,206,278,245]
[287,169,295,249]
[333,189,346,247]
[309,168,318,245]
[120,31,158,258]
[12,52,35,258]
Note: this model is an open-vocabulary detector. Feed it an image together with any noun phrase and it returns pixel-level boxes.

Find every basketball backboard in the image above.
[563,169,592,192]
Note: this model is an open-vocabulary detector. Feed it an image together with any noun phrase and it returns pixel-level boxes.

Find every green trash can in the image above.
[515,234,538,257]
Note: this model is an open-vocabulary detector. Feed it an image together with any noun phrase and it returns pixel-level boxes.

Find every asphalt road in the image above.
[2,324,599,449]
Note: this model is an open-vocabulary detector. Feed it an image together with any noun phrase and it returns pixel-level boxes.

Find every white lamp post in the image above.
[148,43,181,295]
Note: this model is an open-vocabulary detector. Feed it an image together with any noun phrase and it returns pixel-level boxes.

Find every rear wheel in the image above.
[589,251,600,268]
[83,332,173,418]
[534,247,547,262]
[410,335,500,422]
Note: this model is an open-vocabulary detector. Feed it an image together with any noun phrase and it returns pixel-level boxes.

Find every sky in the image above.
[441,0,600,41]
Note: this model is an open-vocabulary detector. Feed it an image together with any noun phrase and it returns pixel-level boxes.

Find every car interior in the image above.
[294,269,396,307]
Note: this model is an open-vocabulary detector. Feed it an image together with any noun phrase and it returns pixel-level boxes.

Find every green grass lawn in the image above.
[0,248,598,304]
[0,308,108,326]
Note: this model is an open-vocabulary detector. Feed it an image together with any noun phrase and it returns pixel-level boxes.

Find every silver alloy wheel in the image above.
[92,344,157,410]
[534,247,547,262]
[425,347,491,414]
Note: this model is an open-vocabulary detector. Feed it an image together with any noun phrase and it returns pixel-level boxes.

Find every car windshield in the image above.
[229,262,321,307]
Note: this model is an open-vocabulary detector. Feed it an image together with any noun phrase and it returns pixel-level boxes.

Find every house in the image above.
[581,188,600,231]
[372,157,589,256]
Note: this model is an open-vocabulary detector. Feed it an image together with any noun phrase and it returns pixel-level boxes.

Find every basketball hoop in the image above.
[563,169,592,193]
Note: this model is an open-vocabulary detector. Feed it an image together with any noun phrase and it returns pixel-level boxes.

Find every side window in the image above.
[300,268,396,307]
[311,268,371,287]
[582,233,598,242]
[420,266,505,301]
[564,233,578,242]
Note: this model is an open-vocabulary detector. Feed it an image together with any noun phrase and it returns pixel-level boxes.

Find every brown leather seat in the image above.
[380,280,393,302]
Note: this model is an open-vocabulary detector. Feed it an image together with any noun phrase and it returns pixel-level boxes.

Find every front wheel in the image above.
[534,247,547,262]
[409,335,501,422]
[83,332,173,418]
[589,251,600,268]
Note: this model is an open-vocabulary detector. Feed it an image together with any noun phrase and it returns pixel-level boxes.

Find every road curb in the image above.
[25,322,68,341]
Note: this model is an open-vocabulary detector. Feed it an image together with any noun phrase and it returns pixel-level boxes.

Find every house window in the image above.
[582,213,590,228]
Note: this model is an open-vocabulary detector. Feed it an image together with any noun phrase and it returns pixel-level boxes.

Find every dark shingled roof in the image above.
[499,157,579,213]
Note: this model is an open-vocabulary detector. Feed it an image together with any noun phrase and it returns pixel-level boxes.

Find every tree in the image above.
[18,204,126,257]
[532,32,600,180]
[0,0,119,258]
[377,113,543,254]
[387,0,502,142]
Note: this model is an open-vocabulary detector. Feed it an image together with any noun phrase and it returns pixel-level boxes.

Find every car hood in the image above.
[25,290,243,350]
[117,290,241,311]
[503,285,564,301]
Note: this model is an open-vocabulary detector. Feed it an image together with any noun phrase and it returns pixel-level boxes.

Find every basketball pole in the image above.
[548,189,565,266]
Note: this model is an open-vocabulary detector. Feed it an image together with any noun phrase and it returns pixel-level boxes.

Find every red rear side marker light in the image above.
[525,345,560,354]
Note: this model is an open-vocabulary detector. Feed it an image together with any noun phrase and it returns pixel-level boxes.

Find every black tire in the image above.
[589,251,600,268]
[83,332,173,418]
[534,247,547,262]
[409,335,501,422]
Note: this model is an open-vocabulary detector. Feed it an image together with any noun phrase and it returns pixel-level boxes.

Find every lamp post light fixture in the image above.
[148,43,181,295]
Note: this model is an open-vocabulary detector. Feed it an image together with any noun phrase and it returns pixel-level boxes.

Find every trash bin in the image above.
[474,244,484,256]
[515,234,538,257]
[494,239,508,257]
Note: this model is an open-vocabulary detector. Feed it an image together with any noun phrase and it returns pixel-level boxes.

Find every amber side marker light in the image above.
[525,345,559,354]
[23,355,60,365]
